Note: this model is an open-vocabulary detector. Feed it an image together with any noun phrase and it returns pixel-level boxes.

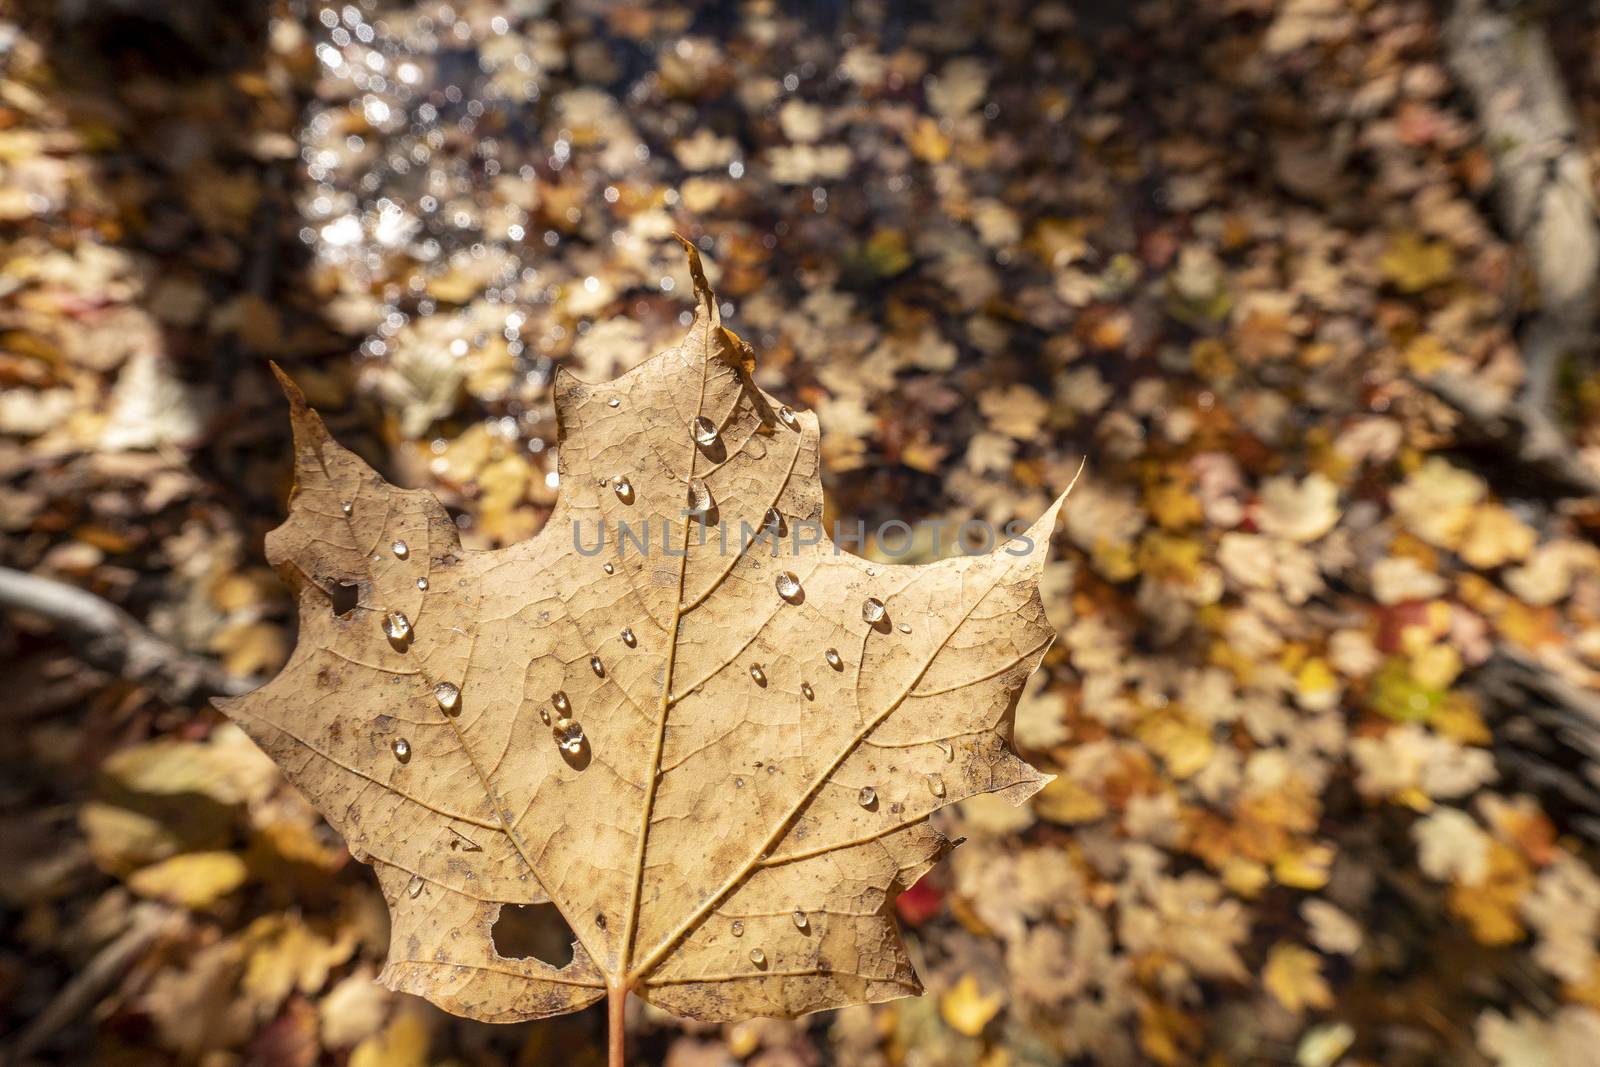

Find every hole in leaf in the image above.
[328,580,359,617]
[492,903,576,968]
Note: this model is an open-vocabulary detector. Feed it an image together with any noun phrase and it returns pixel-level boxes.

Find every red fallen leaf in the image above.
[1377,600,1432,654]
[895,873,945,926]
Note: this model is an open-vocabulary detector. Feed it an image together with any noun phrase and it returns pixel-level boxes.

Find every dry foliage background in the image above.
[3,0,1600,1065]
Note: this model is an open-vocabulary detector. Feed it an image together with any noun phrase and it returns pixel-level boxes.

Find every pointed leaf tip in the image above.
[1039,456,1088,538]
[268,361,308,413]
[672,232,716,312]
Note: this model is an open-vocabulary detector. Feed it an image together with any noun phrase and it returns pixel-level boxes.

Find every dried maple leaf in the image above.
[219,242,1065,1059]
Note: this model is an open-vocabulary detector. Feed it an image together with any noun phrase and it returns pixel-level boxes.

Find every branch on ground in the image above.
[1438,0,1599,498]
[1422,372,1600,499]
[0,566,257,704]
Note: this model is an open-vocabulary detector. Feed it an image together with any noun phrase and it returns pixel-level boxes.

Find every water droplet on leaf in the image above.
[862,597,886,624]
[825,648,843,670]
[778,405,798,429]
[858,786,876,808]
[776,571,801,601]
[792,910,807,930]
[553,718,585,753]
[691,415,719,447]
[407,874,424,898]
[749,664,766,685]
[731,920,744,937]
[898,623,911,634]
[552,691,570,715]
[392,540,409,559]
[621,627,636,647]
[603,562,615,574]
[416,577,428,590]
[590,655,605,677]
[801,681,814,700]
[433,681,460,712]
[383,611,411,641]
[392,738,411,762]
[927,774,946,798]
[607,397,620,408]
[687,477,712,515]
[612,476,633,502]
[340,500,353,516]
[749,947,766,966]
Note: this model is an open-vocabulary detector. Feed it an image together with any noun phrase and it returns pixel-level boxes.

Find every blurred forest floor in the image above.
[4,0,1600,1064]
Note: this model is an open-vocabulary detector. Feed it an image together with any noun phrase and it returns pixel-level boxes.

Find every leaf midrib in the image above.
[616,307,717,987]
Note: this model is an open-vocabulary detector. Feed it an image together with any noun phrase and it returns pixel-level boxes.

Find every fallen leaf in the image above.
[1301,899,1362,956]
[940,974,1004,1037]
[1415,806,1490,886]
[1449,841,1532,946]
[143,937,254,1057]
[319,964,394,1049]
[349,1008,431,1067]
[1297,1021,1355,1067]
[220,244,1065,1025]
[1254,473,1340,544]
[1263,941,1333,1015]
[241,915,357,1017]
[127,851,250,909]
[1380,230,1455,293]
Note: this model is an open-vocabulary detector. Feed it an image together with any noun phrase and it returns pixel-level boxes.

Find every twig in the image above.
[9,902,182,1062]
[1422,372,1600,499]
[0,566,257,703]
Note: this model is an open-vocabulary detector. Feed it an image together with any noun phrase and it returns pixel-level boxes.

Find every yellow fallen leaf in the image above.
[1137,997,1203,1067]
[1294,658,1339,713]
[1402,333,1453,375]
[1091,537,1139,582]
[1458,504,1536,569]
[209,620,290,678]
[1221,856,1270,898]
[242,915,357,1015]
[725,1019,763,1058]
[1032,775,1107,825]
[351,1009,431,1067]
[1147,474,1204,530]
[905,116,952,163]
[1409,642,1462,691]
[1431,693,1493,745]
[940,974,1004,1037]
[1263,941,1333,1015]
[1274,842,1334,891]
[1380,230,1455,292]
[127,851,249,909]
[1448,841,1532,946]
[1135,707,1214,780]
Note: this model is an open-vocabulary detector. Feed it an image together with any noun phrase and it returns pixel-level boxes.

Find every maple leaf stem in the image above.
[607,983,628,1067]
